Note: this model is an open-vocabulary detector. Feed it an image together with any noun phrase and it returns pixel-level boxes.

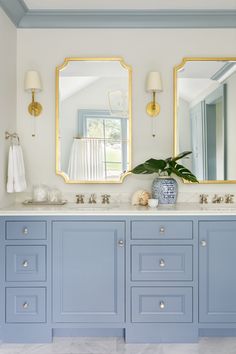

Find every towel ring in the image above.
[5,131,20,145]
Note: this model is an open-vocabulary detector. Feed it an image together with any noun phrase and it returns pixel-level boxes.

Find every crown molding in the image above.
[0,1,235,28]
[0,0,27,26]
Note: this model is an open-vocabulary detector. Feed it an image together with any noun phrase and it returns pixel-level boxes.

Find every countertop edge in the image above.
[0,203,236,216]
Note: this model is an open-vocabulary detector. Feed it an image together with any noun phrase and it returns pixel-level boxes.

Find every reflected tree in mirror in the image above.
[56,58,132,183]
[174,58,236,183]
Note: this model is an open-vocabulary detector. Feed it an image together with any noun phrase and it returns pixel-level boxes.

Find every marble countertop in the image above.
[0,202,236,216]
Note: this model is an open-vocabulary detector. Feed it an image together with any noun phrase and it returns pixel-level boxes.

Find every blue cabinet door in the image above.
[199,221,236,323]
[52,221,125,323]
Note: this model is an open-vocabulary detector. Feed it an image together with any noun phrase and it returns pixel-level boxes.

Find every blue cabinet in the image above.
[131,245,193,281]
[52,221,125,323]
[6,245,46,282]
[6,287,46,323]
[2,215,236,343]
[6,220,47,240]
[131,220,193,240]
[199,221,236,323]
[131,287,193,323]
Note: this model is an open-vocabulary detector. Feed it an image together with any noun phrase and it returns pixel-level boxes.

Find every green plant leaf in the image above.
[131,158,167,174]
[130,151,198,183]
[172,151,192,162]
[131,163,153,174]
[144,158,167,172]
[169,161,198,182]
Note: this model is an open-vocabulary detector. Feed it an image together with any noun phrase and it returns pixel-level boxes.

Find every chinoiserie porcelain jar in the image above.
[152,176,178,204]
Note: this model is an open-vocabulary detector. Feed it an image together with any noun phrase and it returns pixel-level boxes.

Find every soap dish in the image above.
[22,199,67,206]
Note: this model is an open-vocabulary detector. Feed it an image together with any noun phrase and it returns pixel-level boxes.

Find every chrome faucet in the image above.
[89,193,97,204]
[212,194,224,203]
[76,194,84,204]
[225,194,234,204]
[199,194,208,204]
[101,194,111,204]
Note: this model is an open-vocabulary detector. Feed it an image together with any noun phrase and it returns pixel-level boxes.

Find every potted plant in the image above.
[131,151,198,204]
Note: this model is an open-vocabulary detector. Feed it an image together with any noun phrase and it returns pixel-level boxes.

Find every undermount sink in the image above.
[66,203,120,210]
[200,204,236,211]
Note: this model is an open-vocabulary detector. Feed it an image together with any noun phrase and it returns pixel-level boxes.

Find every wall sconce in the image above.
[146,71,163,117]
[24,70,43,117]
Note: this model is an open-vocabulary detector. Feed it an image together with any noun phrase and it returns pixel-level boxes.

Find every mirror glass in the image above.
[56,58,132,183]
[174,58,236,183]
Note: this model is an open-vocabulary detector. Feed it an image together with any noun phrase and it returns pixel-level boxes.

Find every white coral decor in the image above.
[131,190,151,206]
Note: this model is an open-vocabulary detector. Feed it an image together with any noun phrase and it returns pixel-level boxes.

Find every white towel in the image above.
[7,145,27,193]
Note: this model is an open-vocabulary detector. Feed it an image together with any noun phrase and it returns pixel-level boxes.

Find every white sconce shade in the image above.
[146,71,163,122]
[146,71,163,92]
[24,70,43,121]
[24,70,42,92]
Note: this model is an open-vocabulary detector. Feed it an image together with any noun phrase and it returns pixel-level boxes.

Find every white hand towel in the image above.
[7,146,14,193]
[7,144,27,193]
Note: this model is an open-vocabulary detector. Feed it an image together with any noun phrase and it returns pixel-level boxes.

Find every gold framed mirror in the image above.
[174,57,236,184]
[56,57,132,183]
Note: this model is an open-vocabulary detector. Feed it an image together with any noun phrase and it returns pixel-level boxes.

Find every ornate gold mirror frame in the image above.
[174,57,236,184]
[56,57,132,184]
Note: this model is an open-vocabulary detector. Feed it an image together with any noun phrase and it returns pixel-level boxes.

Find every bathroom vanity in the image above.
[1,204,236,343]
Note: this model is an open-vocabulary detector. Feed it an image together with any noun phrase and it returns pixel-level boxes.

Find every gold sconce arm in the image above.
[28,89,42,117]
[146,91,160,117]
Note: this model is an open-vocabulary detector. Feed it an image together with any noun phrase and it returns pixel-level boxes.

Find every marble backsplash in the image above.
[14,189,235,205]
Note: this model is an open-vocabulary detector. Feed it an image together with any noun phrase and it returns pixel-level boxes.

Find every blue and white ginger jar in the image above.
[152,177,178,204]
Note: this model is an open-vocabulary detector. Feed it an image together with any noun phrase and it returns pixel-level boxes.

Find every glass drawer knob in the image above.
[118,240,124,247]
[159,259,165,267]
[22,227,28,235]
[159,227,165,233]
[22,260,28,268]
[22,302,29,309]
[201,240,207,247]
[159,301,165,309]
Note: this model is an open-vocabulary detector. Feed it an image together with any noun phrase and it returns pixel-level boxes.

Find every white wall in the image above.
[16,28,236,201]
[0,9,16,206]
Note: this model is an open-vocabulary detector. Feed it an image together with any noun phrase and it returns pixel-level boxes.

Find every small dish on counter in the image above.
[148,198,159,208]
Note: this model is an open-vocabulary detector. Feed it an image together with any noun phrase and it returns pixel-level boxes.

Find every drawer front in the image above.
[131,220,193,240]
[6,246,46,282]
[132,287,193,323]
[131,245,192,281]
[6,287,46,323]
[6,221,47,240]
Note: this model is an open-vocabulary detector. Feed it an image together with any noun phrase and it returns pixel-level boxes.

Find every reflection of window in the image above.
[78,109,128,179]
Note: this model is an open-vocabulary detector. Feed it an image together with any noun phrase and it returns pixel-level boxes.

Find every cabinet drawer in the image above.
[6,287,46,323]
[132,287,193,323]
[131,245,192,281]
[6,246,46,282]
[131,220,192,240]
[6,221,47,240]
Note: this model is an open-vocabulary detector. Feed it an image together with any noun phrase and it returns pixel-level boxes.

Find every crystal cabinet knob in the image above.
[22,302,29,309]
[22,227,28,235]
[159,227,165,234]
[22,260,28,268]
[200,240,207,247]
[159,259,165,267]
[118,240,124,247]
[159,301,165,309]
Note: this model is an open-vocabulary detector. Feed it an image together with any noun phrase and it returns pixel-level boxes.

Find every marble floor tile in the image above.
[0,337,236,354]
[198,337,236,354]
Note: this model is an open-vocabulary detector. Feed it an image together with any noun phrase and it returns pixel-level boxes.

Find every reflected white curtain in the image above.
[67,138,105,180]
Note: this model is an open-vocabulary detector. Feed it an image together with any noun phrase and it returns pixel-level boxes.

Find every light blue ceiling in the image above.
[0,0,235,28]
